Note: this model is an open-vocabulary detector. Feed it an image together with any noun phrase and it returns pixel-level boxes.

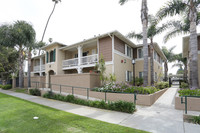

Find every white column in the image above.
[40,57,42,76]
[77,45,82,74]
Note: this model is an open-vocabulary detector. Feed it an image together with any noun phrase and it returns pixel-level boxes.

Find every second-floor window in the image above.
[138,48,143,58]
[125,45,132,58]
[50,51,54,62]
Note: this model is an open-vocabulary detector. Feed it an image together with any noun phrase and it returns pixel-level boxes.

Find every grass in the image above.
[0,92,147,133]
[10,88,28,94]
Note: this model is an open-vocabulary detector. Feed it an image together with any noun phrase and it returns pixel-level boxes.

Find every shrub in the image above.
[155,82,169,89]
[29,88,41,96]
[193,115,200,124]
[0,84,3,88]
[178,89,200,96]
[180,82,189,89]
[135,77,143,86]
[42,92,135,113]
[1,84,12,90]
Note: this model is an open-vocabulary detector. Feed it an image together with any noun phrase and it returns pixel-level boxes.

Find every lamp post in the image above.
[132,59,135,86]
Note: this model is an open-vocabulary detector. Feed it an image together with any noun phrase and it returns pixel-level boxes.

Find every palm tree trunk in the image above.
[164,61,168,81]
[19,47,24,88]
[150,38,154,85]
[27,50,32,88]
[189,0,199,88]
[39,2,57,55]
[141,0,148,86]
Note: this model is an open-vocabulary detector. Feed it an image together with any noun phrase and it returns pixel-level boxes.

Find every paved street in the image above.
[0,86,200,133]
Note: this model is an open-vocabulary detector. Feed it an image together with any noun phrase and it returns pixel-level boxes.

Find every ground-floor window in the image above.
[126,71,133,82]
[139,72,143,79]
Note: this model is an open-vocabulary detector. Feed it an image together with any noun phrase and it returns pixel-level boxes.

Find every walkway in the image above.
[0,86,200,133]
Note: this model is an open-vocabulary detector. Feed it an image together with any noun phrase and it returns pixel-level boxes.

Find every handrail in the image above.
[31,81,137,104]
[181,95,200,114]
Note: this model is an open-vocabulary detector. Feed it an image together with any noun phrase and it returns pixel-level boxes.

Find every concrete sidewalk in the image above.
[0,86,200,133]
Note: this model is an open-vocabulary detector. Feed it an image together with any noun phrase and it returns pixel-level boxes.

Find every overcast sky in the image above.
[1,0,200,74]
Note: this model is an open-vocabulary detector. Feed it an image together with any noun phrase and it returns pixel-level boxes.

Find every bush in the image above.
[29,88,41,96]
[178,89,200,96]
[180,82,189,89]
[135,77,143,86]
[193,115,200,124]
[42,91,136,113]
[155,82,169,89]
[1,84,12,90]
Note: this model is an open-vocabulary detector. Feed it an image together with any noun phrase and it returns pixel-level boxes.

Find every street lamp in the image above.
[132,59,135,86]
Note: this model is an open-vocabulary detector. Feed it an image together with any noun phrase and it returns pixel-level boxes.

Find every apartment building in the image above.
[30,30,166,88]
[182,34,200,86]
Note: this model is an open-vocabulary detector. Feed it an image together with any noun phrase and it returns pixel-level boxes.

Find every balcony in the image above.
[63,54,98,69]
[33,65,45,72]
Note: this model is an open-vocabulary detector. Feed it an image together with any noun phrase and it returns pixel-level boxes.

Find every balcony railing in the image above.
[33,66,40,72]
[62,54,98,68]
[63,58,78,68]
[81,54,98,65]
[33,65,45,72]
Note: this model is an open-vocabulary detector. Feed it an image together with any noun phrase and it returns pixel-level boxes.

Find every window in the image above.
[126,71,133,82]
[139,72,143,79]
[82,52,88,56]
[125,45,132,58]
[138,48,143,58]
[50,51,54,62]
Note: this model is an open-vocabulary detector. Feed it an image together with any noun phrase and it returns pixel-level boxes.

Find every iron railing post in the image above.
[87,88,89,100]
[134,93,137,104]
[185,96,187,114]
[60,85,61,94]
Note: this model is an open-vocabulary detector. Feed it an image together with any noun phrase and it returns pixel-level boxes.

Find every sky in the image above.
[0,0,199,74]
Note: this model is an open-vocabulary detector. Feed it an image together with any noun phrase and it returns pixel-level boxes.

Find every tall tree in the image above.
[119,0,149,86]
[162,46,176,81]
[157,0,200,88]
[0,21,36,88]
[41,0,61,42]
[127,15,168,85]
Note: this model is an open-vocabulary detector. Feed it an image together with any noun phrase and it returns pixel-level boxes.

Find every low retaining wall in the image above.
[175,93,200,111]
[41,87,168,106]
[24,76,46,88]
[50,73,100,89]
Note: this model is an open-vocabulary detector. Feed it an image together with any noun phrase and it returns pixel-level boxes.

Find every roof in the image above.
[135,43,167,61]
[59,30,136,51]
[41,42,66,50]
[31,54,45,60]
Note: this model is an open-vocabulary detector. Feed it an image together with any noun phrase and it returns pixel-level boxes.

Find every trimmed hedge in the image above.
[0,84,12,90]
[29,88,41,96]
[43,91,136,113]
[178,89,200,96]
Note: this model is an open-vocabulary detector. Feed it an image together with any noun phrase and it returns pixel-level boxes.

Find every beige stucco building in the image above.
[182,34,200,87]
[30,31,166,88]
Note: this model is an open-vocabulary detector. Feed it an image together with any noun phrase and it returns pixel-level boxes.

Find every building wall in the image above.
[99,36,112,61]
[114,36,125,54]
[24,76,46,88]
[114,53,133,82]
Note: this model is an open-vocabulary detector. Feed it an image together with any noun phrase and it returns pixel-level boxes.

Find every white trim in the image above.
[135,57,151,61]
[47,62,55,65]
[112,35,115,74]
[105,61,113,65]
[114,50,132,60]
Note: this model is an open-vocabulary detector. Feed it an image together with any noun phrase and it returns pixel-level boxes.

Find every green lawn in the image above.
[0,93,147,133]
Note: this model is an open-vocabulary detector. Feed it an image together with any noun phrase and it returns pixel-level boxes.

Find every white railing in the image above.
[33,66,40,72]
[41,65,45,71]
[33,65,45,72]
[63,58,78,68]
[81,54,98,65]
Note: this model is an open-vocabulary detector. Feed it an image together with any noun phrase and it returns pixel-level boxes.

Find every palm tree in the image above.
[173,53,187,82]
[119,0,149,86]
[157,0,200,88]
[162,46,176,81]
[0,21,35,88]
[127,15,168,85]
[41,0,61,42]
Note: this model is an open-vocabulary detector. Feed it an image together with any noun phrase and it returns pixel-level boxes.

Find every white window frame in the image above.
[137,48,143,59]
[126,71,133,82]
[139,72,143,79]
[125,44,132,58]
